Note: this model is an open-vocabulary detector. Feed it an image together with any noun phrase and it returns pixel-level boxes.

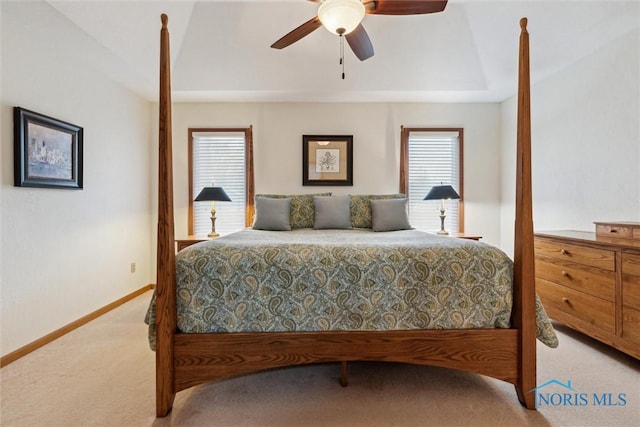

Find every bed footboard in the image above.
[172,330,520,392]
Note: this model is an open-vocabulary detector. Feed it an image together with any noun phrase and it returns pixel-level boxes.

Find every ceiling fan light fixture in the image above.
[318,0,365,35]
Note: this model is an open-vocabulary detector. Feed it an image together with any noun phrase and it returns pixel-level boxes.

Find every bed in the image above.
[150,15,549,417]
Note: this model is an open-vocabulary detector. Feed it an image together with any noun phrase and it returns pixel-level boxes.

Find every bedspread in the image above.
[146,229,558,349]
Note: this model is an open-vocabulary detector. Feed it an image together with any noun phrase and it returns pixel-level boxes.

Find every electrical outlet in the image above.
[130,262,136,273]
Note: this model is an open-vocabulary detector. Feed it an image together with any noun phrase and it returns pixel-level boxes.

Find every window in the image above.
[400,128,463,233]
[189,127,254,236]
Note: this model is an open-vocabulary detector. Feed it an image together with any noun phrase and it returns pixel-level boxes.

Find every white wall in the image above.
[1,2,153,355]
[500,28,640,254]
[153,101,503,247]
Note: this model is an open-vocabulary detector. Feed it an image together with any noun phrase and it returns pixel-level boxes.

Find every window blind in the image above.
[407,131,460,233]
[192,132,246,236]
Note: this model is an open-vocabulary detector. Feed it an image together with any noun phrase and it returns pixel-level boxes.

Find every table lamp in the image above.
[195,185,231,237]
[423,184,460,235]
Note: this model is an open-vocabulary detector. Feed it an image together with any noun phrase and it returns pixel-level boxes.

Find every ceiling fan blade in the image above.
[367,0,447,15]
[271,16,323,49]
[345,24,374,61]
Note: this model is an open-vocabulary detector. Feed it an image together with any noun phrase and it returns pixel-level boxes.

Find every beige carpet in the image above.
[1,292,638,427]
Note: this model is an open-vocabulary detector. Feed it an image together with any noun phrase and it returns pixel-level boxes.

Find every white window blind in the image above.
[407,131,461,233]
[192,132,246,236]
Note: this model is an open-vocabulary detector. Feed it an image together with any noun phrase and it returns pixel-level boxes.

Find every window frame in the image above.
[188,127,254,235]
[399,127,464,233]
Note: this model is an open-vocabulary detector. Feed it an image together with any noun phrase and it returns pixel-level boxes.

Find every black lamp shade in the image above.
[194,186,232,202]
[423,185,460,200]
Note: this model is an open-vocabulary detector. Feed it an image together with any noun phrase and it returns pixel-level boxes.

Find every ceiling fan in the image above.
[271,0,448,61]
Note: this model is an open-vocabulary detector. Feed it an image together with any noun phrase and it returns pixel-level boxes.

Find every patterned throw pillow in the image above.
[256,193,332,228]
[349,194,406,229]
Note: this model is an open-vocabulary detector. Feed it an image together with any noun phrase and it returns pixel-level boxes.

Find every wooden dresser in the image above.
[534,222,640,359]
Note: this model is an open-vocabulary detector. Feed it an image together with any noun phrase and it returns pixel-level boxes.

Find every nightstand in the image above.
[175,235,213,252]
[450,232,482,241]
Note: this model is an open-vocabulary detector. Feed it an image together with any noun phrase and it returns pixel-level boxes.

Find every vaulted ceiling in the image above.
[32,0,640,103]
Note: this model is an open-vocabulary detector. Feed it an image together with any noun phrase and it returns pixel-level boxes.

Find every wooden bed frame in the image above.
[154,14,536,417]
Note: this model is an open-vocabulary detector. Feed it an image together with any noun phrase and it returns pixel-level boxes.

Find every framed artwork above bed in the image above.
[302,135,353,186]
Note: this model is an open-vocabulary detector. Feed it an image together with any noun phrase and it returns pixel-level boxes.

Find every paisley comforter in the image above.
[146,229,558,349]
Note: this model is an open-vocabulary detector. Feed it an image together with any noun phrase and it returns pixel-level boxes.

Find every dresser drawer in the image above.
[534,238,615,271]
[596,223,633,239]
[622,252,640,310]
[623,277,640,311]
[537,278,615,334]
[622,251,640,276]
[535,256,615,302]
[622,307,640,346]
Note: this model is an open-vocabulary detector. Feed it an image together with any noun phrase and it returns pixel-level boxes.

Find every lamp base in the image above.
[437,210,448,236]
[208,208,219,238]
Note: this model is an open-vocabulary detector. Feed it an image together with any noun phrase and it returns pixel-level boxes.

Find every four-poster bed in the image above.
[151,14,548,417]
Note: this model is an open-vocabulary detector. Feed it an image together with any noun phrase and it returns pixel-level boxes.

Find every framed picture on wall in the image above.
[14,107,83,189]
[302,135,353,186]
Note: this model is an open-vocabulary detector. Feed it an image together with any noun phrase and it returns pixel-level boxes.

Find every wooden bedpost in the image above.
[156,13,177,417]
[512,17,536,409]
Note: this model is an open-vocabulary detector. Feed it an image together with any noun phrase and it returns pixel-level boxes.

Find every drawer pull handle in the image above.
[561,270,570,278]
[562,297,570,304]
[560,249,569,255]
[610,229,617,233]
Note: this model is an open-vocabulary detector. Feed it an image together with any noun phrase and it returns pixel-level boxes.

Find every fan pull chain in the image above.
[339,35,345,79]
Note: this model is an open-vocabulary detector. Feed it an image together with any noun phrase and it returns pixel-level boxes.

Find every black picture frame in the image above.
[14,107,83,189]
[302,135,353,186]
